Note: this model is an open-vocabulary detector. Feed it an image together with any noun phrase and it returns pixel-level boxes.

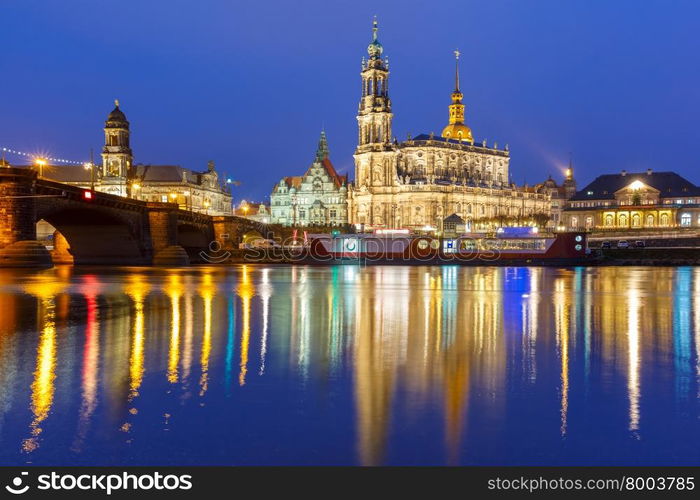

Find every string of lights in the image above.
[1,146,86,166]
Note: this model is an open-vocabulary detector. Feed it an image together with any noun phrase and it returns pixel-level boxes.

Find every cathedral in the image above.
[348,20,550,232]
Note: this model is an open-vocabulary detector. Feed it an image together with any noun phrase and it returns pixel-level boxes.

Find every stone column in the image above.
[146,203,189,266]
[0,168,52,268]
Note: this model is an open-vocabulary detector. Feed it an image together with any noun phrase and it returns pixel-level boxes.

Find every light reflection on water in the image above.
[0,265,698,465]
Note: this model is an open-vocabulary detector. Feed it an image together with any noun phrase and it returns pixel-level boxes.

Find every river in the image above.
[0,265,698,465]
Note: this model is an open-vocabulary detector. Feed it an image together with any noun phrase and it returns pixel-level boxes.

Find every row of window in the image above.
[569,213,699,228]
[272,197,345,206]
[570,198,699,208]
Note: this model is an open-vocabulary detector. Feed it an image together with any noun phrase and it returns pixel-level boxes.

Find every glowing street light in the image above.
[34,158,47,178]
[83,162,95,190]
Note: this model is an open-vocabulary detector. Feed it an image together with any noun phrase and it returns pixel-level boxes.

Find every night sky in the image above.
[3,0,699,202]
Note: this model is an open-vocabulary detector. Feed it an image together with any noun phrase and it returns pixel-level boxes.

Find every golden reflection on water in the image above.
[0,266,699,463]
[21,280,66,453]
[237,265,253,386]
[166,274,183,384]
[199,272,215,396]
[553,276,570,436]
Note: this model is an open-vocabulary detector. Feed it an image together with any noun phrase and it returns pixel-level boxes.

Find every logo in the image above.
[5,472,29,495]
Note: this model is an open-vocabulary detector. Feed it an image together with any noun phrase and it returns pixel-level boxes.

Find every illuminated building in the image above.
[348,19,551,233]
[13,101,233,215]
[536,165,577,228]
[562,169,700,230]
[270,131,349,226]
[234,201,271,224]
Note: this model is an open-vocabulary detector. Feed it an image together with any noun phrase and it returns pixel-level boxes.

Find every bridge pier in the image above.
[0,168,52,268]
[147,204,190,266]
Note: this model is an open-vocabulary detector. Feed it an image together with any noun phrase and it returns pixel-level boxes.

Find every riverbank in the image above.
[209,248,700,266]
[595,248,700,266]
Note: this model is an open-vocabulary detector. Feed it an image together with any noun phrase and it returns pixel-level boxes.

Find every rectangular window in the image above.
[161,195,168,203]
[330,209,337,218]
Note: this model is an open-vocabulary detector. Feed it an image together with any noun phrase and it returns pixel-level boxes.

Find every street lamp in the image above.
[183,190,191,210]
[83,162,95,191]
[35,158,46,178]
[203,200,210,214]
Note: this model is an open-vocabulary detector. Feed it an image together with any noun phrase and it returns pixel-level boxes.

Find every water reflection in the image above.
[0,265,698,465]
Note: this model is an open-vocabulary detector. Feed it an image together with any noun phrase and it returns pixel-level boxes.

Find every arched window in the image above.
[605,214,614,226]
[619,214,628,227]
[680,213,691,226]
[646,214,654,227]
[632,214,641,227]
[660,213,669,226]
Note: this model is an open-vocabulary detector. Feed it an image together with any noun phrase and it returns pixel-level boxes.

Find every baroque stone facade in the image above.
[270,131,348,226]
[348,20,550,233]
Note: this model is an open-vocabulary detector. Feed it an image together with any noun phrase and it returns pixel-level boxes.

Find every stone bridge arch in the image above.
[175,213,215,262]
[36,202,149,265]
[210,216,275,250]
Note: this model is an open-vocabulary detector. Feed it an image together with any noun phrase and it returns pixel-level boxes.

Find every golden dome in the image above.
[441,123,473,142]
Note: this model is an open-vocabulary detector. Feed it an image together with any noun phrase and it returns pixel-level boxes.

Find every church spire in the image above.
[441,49,473,143]
[454,49,460,92]
[367,16,384,61]
[316,130,330,161]
[356,17,392,147]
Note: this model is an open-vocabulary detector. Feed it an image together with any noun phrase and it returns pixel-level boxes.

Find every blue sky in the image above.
[2,0,699,201]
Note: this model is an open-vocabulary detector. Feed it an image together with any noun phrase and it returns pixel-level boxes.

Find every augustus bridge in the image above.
[0,168,273,267]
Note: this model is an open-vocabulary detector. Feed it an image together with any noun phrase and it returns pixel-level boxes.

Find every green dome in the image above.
[367,18,383,59]
[367,39,383,58]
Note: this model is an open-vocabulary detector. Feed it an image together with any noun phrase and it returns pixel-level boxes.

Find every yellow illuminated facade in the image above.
[563,171,700,230]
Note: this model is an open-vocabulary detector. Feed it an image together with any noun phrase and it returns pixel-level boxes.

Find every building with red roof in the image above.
[270,131,348,226]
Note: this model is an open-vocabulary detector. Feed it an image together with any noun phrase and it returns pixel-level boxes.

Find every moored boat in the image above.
[304,228,589,266]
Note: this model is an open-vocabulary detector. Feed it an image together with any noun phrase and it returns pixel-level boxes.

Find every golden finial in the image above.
[114,99,120,108]
[453,49,461,92]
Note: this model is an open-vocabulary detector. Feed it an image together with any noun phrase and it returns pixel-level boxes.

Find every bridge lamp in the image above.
[83,190,93,201]
[35,158,47,177]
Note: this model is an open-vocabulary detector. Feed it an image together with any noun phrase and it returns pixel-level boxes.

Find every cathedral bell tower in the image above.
[101,100,133,196]
[357,18,393,148]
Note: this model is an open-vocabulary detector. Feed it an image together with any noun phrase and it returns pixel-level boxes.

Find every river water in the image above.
[0,265,698,465]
